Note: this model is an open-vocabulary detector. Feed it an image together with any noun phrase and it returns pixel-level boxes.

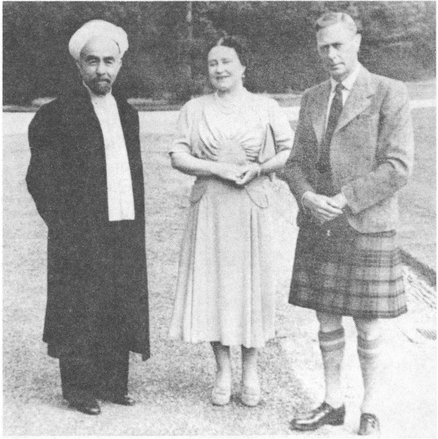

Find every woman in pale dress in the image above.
[168,36,294,406]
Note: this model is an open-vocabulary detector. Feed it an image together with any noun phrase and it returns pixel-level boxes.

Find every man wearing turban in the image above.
[26,20,150,415]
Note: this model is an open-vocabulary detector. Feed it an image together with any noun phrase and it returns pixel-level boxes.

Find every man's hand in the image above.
[302,191,345,223]
[329,192,348,210]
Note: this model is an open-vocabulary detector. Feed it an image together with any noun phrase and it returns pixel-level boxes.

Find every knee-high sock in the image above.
[319,327,345,408]
[357,335,383,414]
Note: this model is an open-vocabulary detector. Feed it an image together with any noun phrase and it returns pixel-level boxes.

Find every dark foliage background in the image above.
[3,1,436,104]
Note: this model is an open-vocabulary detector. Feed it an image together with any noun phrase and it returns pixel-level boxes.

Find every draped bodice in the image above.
[170,89,294,164]
[197,92,266,164]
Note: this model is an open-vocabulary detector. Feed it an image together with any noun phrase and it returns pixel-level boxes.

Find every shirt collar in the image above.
[330,63,362,93]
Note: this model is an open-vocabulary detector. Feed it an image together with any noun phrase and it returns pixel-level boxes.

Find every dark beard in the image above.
[87,79,112,95]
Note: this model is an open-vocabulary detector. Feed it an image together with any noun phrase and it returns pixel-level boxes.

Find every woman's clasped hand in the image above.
[211,162,261,186]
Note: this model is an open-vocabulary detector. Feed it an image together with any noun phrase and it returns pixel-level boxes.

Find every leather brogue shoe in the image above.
[68,397,101,415]
[290,402,345,431]
[358,413,380,436]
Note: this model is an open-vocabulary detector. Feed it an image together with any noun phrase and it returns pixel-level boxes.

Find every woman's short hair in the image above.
[208,36,250,67]
[314,12,358,34]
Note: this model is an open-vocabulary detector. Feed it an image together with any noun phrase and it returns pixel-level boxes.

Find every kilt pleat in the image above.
[289,226,407,318]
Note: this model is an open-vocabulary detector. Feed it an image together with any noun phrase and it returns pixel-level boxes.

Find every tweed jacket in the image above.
[284,66,414,233]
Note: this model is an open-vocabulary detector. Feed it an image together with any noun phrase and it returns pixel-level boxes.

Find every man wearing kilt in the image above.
[284,12,414,436]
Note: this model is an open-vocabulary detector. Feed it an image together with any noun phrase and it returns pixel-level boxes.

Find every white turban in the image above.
[69,19,129,60]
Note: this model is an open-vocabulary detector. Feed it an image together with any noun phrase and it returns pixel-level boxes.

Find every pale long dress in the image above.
[169,89,294,348]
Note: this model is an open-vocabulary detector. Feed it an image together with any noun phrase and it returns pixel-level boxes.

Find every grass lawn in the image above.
[2,81,435,435]
[406,80,436,100]
[398,107,436,273]
[3,121,308,435]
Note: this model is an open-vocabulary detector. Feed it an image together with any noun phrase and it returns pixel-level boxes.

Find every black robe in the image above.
[26,85,150,361]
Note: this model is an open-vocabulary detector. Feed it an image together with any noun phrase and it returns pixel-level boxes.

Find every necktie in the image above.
[317,82,344,174]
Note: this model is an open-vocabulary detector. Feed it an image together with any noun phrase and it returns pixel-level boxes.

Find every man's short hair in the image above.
[315,12,358,34]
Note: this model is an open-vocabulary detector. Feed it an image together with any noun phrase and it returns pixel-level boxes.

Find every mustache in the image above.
[93,77,111,83]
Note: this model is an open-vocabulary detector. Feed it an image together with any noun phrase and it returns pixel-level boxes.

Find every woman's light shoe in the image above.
[211,385,231,406]
[241,385,261,407]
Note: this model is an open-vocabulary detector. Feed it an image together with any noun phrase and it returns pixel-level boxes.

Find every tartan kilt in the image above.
[289,223,407,319]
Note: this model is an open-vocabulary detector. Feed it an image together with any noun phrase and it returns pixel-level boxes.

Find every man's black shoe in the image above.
[358,413,380,436]
[290,402,345,431]
[98,392,136,406]
[68,397,101,415]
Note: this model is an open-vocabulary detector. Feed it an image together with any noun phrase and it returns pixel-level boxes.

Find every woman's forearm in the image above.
[171,149,291,182]
[171,152,220,177]
[259,149,291,175]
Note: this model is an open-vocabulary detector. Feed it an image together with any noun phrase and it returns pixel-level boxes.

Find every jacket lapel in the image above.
[61,85,102,139]
[113,92,137,160]
[114,94,132,140]
[335,67,375,133]
[311,81,331,146]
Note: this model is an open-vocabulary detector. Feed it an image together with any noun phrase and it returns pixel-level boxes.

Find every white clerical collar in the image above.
[330,63,362,92]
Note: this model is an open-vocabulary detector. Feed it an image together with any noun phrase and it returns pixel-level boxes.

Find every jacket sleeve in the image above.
[341,81,414,214]
[26,103,67,227]
[267,98,294,153]
[282,90,317,208]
